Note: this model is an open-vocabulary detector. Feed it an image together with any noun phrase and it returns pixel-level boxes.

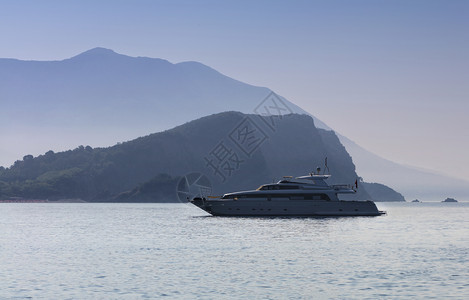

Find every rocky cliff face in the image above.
[0,112,405,202]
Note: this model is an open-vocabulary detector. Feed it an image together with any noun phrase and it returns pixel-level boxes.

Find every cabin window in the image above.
[248,194,270,198]
[271,197,290,201]
[222,194,248,199]
[257,185,271,190]
[303,194,330,201]
[258,184,299,190]
[279,185,299,190]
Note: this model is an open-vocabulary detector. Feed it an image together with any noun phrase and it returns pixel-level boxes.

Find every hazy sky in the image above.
[1,0,468,181]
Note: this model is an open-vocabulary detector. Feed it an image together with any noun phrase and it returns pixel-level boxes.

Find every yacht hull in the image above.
[191,199,383,217]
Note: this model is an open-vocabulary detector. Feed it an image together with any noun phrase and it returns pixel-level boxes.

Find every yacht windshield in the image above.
[257,184,299,190]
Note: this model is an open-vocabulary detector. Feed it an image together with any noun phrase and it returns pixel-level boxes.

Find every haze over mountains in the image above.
[1,48,467,201]
[1,47,306,157]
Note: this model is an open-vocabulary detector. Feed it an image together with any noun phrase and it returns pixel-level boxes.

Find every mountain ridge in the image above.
[1,48,467,201]
[1,112,400,202]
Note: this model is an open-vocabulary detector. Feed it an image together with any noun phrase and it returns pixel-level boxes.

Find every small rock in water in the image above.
[442,197,458,203]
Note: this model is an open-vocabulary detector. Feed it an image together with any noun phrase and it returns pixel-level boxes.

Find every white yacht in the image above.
[190,170,385,217]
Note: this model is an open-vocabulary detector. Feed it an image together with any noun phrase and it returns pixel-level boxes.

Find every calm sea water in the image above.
[0,202,468,299]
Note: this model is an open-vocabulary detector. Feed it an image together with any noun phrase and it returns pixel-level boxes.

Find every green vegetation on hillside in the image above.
[0,112,404,202]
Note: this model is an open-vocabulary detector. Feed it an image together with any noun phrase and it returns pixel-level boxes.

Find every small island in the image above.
[411,199,420,203]
[442,197,458,203]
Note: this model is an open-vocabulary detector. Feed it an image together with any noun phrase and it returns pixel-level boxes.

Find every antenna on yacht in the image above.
[324,157,330,174]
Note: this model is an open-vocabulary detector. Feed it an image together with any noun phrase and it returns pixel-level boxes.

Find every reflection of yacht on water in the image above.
[190,168,385,217]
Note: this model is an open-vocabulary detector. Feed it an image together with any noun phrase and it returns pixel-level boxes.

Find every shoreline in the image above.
[0,199,87,203]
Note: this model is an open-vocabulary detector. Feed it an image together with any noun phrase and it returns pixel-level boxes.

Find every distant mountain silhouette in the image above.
[0,112,403,202]
[361,182,405,202]
[0,47,307,165]
[342,137,469,201]
[1,48,467,200]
